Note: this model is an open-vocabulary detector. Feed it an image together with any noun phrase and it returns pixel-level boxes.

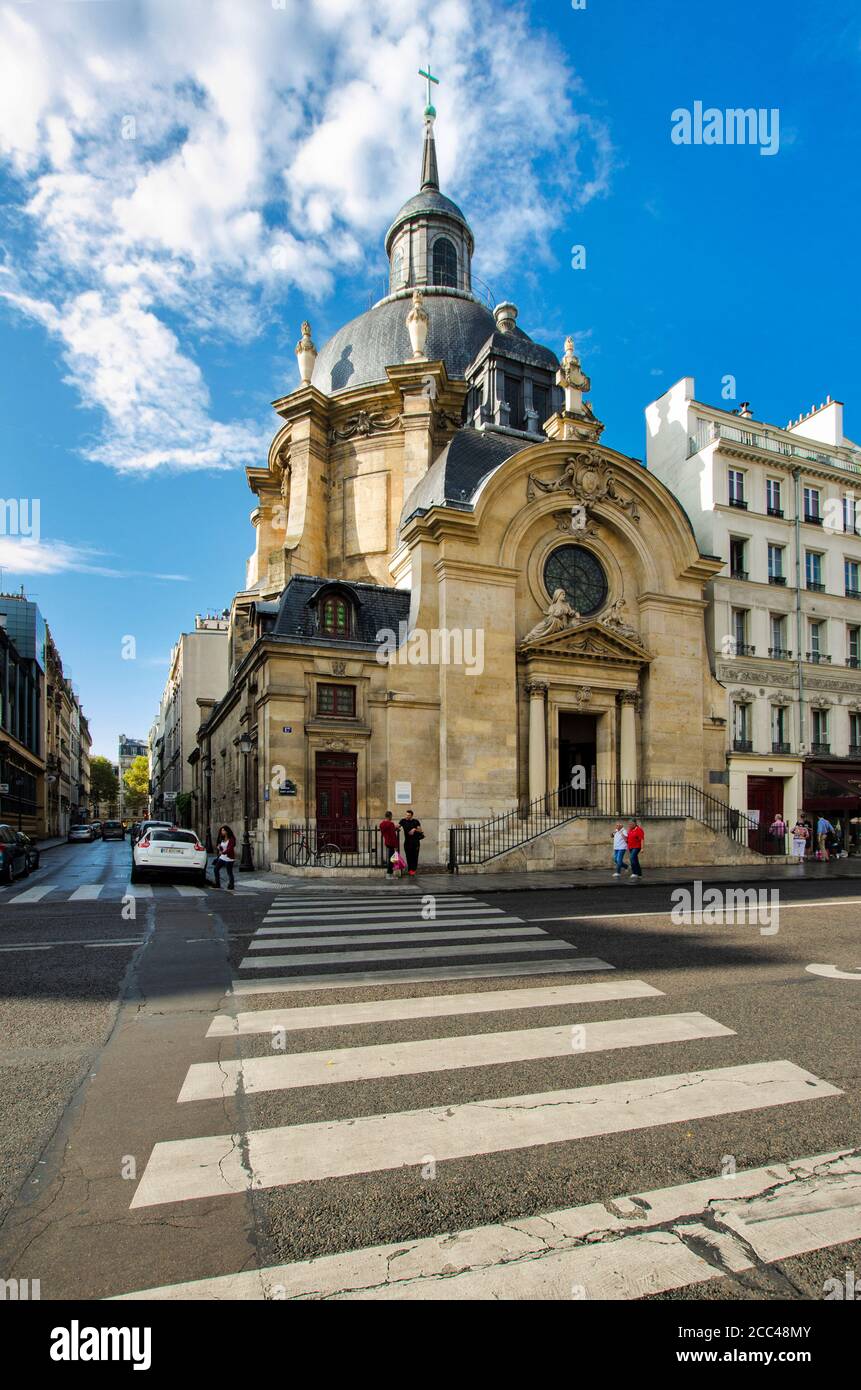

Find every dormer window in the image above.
[432,237,457,288]
[322,595,351,637]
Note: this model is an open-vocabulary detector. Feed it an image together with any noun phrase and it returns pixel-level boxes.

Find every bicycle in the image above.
[283,829,342,867]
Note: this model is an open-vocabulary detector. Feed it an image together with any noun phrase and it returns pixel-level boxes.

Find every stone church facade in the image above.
[193,108,743,872]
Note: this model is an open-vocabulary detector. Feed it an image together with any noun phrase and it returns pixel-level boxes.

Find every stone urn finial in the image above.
[295,320,317,385]
[557,334,591,414]
[406,289,429,360]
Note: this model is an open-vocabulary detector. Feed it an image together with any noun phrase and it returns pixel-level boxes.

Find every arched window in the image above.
[321,595,351,638]
[391,246,404,289]
[432,237,457,288]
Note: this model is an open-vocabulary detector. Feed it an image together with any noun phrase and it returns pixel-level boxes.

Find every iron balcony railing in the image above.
[688,421,861,475]
[447,780,764,869]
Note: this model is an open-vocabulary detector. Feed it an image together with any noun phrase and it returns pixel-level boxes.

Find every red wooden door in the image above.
[315,753,358,851]
[746,775,785,852]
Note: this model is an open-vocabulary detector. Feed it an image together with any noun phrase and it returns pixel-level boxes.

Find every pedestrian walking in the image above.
[768,813,788,853]
[791,819,809,864]
[816,814,835,862]
[213,824,236,889]
[398,809,424,877]
[378,811,400,876]
[626,818,644,880]
[611,822,628,877]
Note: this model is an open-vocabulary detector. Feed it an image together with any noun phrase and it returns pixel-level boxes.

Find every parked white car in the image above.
[131,827,207,885]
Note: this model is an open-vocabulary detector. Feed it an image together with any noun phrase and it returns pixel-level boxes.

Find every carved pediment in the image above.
[518,620,651,665]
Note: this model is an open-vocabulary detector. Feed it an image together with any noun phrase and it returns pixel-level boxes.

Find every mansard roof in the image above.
[271,576,411,645]
[401,426,526,524]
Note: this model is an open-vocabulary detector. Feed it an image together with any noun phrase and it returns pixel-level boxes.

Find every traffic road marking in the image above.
[68,885,104,901]
[806,963,861,980]
[248,927,545,950]
[130,1061,839,1208]
[179,1013,734,1101]
[228,957,613,995]
[207,980,663,1037]
[238,939,581,970]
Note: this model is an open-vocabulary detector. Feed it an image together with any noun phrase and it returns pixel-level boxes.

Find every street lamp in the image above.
[237,731,254,871]
[203,758,214,854]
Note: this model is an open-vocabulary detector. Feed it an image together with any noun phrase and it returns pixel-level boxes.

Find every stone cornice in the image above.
[433,557,519,586]
[271,383,331,425]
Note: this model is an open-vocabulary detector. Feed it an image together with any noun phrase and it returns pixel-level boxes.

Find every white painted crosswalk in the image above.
[1,879,279,905]
[122,887,848,1300]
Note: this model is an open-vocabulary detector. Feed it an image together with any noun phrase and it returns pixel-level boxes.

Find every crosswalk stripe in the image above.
[238,940,581,970]
[207,980,663,1037]
[115,1148,861,1300]
[130,1060,839,1209]
[5,884,59,903]
[229,958,614,995]
[179,1013,734,1101]
[263,906,502,921]
[255,915,525,935]
[68,884,104,901]
[125,883,153,898]
[174,885,207,897]
[259,915,523,932]
[270,895,480,905]
[248,928,546,950]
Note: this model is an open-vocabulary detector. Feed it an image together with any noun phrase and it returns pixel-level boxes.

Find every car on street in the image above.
[67,824,95,843]
[89,823,102,839]
[101,820,125,840]
[0,824,30,883]
[15,831,40,873]
[131,827,207,884]
[130,819,173,845]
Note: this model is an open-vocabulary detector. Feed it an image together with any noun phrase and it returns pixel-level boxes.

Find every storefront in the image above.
[803,761,861,855]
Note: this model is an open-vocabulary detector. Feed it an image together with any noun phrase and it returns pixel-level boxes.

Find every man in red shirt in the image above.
[378,811,400,876]
[627,819,644,879]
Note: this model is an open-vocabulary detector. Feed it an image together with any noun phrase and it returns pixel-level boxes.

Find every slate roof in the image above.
[400,427,527,523]
[311,293,496,395]
[385,190,472,250]
[271,576,411,645]
[472,326,559,372]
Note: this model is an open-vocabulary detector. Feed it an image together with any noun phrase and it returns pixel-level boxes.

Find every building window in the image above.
[844,495,859,535]
[767,543,785,583]
[316,684,356,718]
[732,608,748,653]
[504,374,525,431]
[846,559,860,598]
[848,625,861,668]
[766,478,783,516]
[805,551,824,591]
[809,620,826,662]
[729,537,748,579]
[544,545,608,616]
[770,613,788,657]
[811,707,829,749]
[803,486,822,523]
[850,712,861,752]
[732,701,751,750]
[391,245,405,289]
[432,237,457,288]
[771,704,788,749]
[728,469,746,507]
[531,383,550,427]
[321,595,351,638]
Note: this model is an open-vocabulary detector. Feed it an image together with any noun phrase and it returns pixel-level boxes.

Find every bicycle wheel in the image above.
[317,844,342,867]
[284,838,309,867]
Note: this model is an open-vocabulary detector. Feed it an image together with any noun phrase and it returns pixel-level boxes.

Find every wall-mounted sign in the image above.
[278,779,298,797]
[0,783,9,794]
[394,781,412,804]
[282,726,293,734]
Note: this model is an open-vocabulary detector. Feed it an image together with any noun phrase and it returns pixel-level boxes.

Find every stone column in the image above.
[619,690,639,814]
[526,681,549,804]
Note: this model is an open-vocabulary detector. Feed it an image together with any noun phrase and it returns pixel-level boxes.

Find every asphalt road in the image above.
[0,851,859,1302]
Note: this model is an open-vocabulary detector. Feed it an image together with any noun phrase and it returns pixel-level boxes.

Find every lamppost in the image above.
[203,757,214,854]
[237,731,254,871]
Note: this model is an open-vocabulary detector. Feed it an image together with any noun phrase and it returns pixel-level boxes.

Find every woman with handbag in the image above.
[398,809,424,877]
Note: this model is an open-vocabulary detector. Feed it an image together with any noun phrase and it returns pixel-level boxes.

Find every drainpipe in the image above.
[793,467,806,756]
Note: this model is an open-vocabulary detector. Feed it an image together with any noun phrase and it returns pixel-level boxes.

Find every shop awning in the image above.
[803,762,861,813]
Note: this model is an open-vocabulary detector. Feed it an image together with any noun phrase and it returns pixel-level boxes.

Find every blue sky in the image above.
[1,0,859,758]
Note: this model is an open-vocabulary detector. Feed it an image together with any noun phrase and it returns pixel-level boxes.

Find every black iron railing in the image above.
[278,820,413,870]
[447,780,764,869]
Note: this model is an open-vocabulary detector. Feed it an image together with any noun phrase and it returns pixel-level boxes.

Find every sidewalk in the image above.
[254,859,861,895]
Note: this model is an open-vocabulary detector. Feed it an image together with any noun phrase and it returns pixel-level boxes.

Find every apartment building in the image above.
[149,615,229,823]
[647,380,861,834]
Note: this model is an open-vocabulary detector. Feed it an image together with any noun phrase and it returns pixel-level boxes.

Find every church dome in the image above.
[311,292,496,395]
[385,190,472,254]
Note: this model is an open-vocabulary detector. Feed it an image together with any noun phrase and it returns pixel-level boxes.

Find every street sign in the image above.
[282,726,293,733]
[278,779,298,796]
[0,782,9,794]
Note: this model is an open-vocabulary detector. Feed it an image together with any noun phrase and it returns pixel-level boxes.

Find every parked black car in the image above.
[101,820,125,841]
[0,824,30,884]
[15,831,40,873]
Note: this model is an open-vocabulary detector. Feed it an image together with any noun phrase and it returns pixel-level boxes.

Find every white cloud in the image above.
[0,536,189,581]
[0,0,616,474]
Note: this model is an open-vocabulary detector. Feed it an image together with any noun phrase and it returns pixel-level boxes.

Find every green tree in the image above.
[123,755,150,814]
[90,756,119,810]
